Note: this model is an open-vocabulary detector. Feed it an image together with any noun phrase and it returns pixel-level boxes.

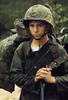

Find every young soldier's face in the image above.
[29,20,49,39]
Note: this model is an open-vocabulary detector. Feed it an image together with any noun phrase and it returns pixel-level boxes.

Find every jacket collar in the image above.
[26,34,57,56]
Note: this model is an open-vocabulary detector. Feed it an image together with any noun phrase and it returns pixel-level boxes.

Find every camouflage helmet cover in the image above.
[23,4,54,27]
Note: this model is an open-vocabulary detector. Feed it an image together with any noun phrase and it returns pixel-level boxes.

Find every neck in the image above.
[32,34,49,47]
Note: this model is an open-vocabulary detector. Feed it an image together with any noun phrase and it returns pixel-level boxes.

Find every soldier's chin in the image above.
[34,36,41,40]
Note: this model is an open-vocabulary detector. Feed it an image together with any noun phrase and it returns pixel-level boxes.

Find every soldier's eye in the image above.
[38,24,42,27]
[29,24,34,27]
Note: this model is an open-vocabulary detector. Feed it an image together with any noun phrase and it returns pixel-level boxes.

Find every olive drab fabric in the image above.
[23,4,54,28]
[62,34,68,53]
[0,34,21,92]
[62,34,68,44]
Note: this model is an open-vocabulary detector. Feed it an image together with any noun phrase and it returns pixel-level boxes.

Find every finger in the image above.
[37,68,51,73]
[36,72,47,77]
[35,74,47,82]
[35,75,44,82]
[36,69,51,76]
[44,68,52,71]
[35,76,40,82]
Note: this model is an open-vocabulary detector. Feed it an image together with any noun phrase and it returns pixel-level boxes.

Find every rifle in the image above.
[39,53,68,100]
[40,80,45,100]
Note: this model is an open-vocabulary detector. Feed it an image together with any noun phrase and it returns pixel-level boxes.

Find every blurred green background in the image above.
[0,0,68,40]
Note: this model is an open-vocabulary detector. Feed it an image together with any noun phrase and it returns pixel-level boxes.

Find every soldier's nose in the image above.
[34,27,38,33]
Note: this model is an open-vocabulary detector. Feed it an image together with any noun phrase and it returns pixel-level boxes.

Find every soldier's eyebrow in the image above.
[29,23,34,27]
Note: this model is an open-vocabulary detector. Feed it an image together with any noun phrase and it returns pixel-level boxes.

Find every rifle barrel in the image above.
[40,80,45,100]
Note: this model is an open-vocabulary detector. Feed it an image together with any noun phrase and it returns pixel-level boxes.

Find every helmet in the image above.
[63,34,68,44]
[14,18,30,38]
[14,18,25,29]
[23,4,54,28]
[60,27,68,35]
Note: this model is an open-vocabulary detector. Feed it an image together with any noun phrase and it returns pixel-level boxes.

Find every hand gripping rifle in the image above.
[39,53,68,100]
[22,53,68,100]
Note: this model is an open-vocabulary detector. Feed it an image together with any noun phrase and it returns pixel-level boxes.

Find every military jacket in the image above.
[10,35,68,100]
[0,34,24,92]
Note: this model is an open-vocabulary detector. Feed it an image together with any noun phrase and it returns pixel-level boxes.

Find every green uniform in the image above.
[0,17,31,92]
[0,34,23,92]
[58,33,68,53]
[10,34,68,100]
[63,34,68,53]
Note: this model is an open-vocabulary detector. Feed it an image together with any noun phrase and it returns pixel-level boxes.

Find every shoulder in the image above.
[0,34,18,59]
[10,40,30,68]
[51,42,67,59]
[56,43,66,55]
[15,40,30,56]
[0,34,17,51]
[55,43,67,58]
[16,40,30,51]
[0,34,19,68]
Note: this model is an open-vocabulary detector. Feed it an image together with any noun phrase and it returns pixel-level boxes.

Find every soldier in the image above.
[0,18,30,92]
[10,4,68,100]
[59,27,68,53]
[57,27,68,53]
[0,34,17,92]
[63,33,68,53]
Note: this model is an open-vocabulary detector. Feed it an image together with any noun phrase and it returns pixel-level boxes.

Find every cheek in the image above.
[29,27,32,32]
[40,27,45,33]
[30,30,34,34]
[29,28,34,35]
